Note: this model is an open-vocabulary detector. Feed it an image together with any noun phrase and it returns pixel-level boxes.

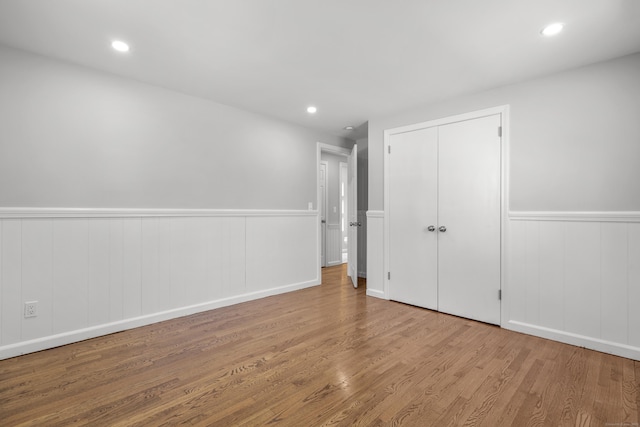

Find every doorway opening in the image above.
[317,142,358,288]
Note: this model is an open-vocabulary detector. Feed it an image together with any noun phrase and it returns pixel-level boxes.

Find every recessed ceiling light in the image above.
[111,40,130,52]
[344,126,354,131]
[541,22,564,37]
[306,106,317,114]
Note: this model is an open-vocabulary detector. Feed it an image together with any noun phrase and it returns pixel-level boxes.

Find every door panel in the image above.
[437,114,501,324]
[388,127,439,309]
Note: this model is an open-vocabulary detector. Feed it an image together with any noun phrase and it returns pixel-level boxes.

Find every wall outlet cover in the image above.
[24,301,38,318]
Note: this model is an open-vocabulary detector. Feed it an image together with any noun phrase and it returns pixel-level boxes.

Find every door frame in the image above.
[319,160,328,267]
[382,105,510,325]
[317,143,355,278]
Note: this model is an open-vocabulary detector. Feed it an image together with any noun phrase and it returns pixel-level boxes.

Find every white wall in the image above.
[0,45,351,358]
[0,45,351,209]
[368,52,640,212]
[367,53,640,360]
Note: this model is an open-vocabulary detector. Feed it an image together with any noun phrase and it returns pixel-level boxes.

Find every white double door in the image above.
[388,114,501,325]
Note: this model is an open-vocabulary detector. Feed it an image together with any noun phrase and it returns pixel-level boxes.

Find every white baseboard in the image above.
[505,320,640,361]
[0,279,319,360]
[366,289,386,299]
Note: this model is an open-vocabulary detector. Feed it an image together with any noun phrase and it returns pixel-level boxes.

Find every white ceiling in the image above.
[1,0,639,140]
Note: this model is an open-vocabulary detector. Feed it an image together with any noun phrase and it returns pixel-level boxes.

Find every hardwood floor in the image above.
[1,264,638,426]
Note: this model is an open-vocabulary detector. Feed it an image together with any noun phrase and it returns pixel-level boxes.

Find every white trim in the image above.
[320,160,329,268]
[0,279,318,360]
[0,207,318,219]
[382,106,510,137]
[505,320,640,361]
[500,107,511,327]
[366,289,385,299]
[366,210,384,219]
[509,211,640,222]
[318,143,352,157]
[383,105,510,314]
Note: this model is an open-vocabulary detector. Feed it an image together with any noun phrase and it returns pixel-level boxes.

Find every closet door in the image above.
[437,114,501,325]
[388,127,438,309]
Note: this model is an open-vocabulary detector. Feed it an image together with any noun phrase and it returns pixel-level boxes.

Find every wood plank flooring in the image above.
[1,264,638,426]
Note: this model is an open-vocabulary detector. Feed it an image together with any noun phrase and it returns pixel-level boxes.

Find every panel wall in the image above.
[326,223,342,266]
[357,210,367,277]
[507,213,640,360]
[0,209,319,359]
[365,211,385,299]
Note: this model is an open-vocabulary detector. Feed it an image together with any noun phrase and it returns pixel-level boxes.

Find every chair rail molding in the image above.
[509,210,640,222]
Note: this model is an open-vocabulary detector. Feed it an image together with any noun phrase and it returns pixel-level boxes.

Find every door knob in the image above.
[427,225,436,232]
[439,226,447,232]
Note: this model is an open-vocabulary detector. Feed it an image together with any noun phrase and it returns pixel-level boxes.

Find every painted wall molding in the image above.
[0,207,318,219]
[509,210,640,222]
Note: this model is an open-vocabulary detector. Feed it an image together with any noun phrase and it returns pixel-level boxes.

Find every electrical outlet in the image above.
[24,301,38,318]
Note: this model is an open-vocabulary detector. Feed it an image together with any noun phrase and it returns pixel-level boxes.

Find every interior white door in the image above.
[388,127,439,309]
[438,114,501,324]
[347,144,358,287]
[319,161,328,267]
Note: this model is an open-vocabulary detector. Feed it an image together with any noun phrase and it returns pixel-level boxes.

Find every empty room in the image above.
[1,1,639,425]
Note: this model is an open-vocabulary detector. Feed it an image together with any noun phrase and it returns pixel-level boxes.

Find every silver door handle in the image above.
[439,226,447,232]
[427,225,436,232]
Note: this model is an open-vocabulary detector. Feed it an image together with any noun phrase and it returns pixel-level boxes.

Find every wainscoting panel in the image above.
[537,222,565,331]
[88,219,111,327]
[326,223,342,266]
[122,218,142,320]
[629,223,640,348]
[507,213,640,360]
[105,219,124,323]
[22,220,54,341]
[357,210,367,277]
[0,209,319,359]
[2,220,22,346]
[366,211,385,299]
[600,222,628,344]
[246,215,317,293]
